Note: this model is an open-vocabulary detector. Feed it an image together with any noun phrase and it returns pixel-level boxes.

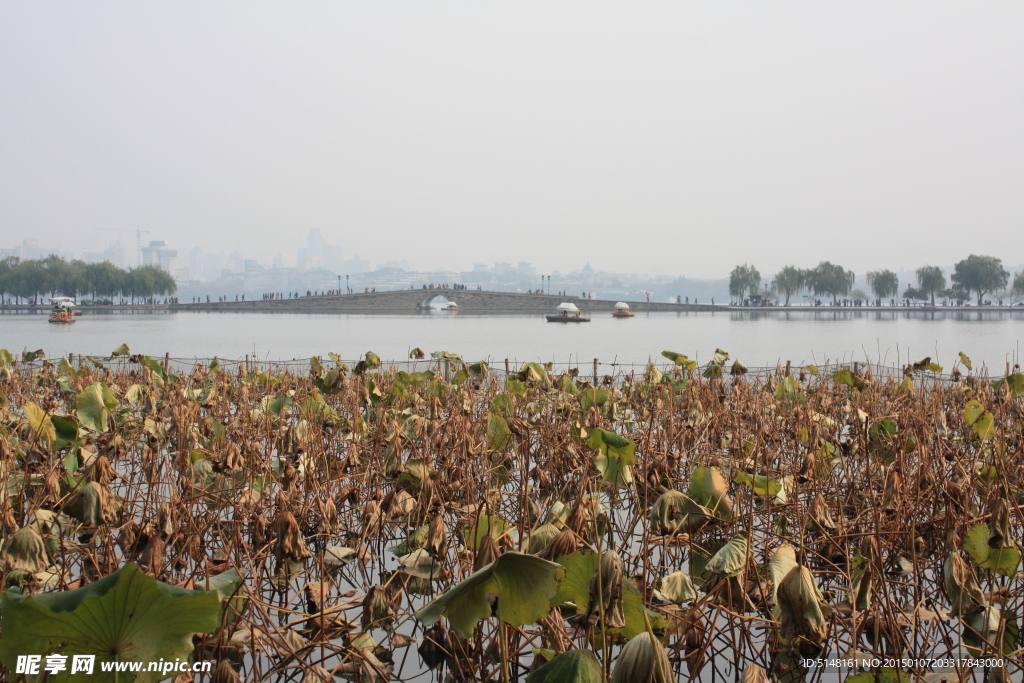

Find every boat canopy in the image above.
[614,302,630,310]
[50,297,75,306]
[556,302,579,312]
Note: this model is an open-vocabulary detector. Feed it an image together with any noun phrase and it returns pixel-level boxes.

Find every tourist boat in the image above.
[546,302,590,323]
[442,301,459,311]
[48,297,77,324]
[612,302,634,318]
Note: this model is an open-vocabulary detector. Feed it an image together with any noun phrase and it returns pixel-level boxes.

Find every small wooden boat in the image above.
[48,297,77,324]
[546,302,590,323]
[611,302,634,318]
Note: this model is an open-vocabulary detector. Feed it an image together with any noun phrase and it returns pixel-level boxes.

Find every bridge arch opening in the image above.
[421,293,459,310]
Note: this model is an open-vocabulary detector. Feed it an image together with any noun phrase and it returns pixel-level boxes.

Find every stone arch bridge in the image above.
[175,289,715,313]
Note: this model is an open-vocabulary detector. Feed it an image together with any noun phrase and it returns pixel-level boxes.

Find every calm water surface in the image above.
[2,309,1022,372]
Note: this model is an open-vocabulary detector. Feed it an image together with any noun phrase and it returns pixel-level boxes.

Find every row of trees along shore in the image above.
[731,255,1024,306]
[0,255,177,305]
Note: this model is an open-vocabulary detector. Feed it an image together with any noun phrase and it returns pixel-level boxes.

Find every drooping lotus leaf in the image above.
[0,562,220,683]
[688,467,733,519]
[942,552,987,618]
[549,551,667,640]
[706,533,749,578]
[0,349,13,368]
[527,649,603,683]
[111,343,130,357]
[655,571,698,604]
[76,382,119,433]
[415,551,565,639]
[958,352,972,370]
[1,525,49,573]
[611,631,672,683]
[22,349,45,362]
[768,544,798,608]
[777,566,828,644]
[963,523,1020,577]
[64,481,116,526]
[587,428,635,486]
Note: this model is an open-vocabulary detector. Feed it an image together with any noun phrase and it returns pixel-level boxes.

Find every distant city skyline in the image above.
[3,3,1023,279]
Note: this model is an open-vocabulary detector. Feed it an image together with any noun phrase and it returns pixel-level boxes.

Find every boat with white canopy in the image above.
[611,302,634,318]
[546,302,590,323]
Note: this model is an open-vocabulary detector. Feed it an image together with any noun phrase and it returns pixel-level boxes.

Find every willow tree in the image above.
[915,265,946,306]
[771,266,803,305]
[866,270,899,299]
[1012,271,1024,300]
[728,264,761,300]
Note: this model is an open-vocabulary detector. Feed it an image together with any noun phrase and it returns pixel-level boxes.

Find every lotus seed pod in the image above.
[539,527,578,561]
[1,524,49,573]
[611,632,672,683]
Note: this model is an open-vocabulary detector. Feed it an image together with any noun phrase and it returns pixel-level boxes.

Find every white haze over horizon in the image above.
[2,2,1022,279]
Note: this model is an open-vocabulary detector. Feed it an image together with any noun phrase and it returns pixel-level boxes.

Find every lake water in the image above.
[2,309,1022,375]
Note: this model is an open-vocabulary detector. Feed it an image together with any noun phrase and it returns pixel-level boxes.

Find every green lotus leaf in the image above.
[958,352,972,370]
[527,649,603,683]
[50,415,81,450]
[24,402,56,443]
[0,563,220,683]
[22,349,45,362]
[415,551,565,639]
[733,472,783,497]
[661,350,697,370]
[963,399,985,426]
[963,523,1020,576]
[111,343,130,357]
[76,382,119,433]
[580,387,609,410]
[833,369,866,390]
[774,376,805,401]
[466,514,512,551]
[549,551,667,639]
[688,466,733,519]
[0,349,13,368]
[588,428,635,486]
[488,412,514,452]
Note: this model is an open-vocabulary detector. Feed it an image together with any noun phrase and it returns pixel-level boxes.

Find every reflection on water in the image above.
[1,309,1021,371]
[731,309,1024,323]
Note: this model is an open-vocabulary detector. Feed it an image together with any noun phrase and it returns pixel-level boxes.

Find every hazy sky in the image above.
[2,2,1022,278]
